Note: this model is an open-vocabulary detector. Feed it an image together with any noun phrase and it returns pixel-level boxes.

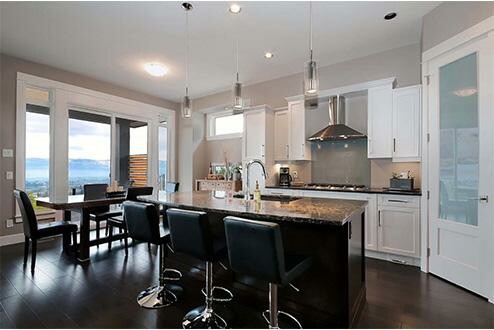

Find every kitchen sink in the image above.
[233,194,300,202]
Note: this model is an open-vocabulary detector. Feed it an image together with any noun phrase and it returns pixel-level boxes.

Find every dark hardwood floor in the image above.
[1,232,493,329]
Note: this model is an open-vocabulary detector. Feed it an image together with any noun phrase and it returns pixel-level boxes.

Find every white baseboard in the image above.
[366,249,421,267]
[0,233,25,247]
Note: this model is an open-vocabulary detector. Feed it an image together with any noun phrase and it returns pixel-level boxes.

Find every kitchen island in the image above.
[141,191,367,328]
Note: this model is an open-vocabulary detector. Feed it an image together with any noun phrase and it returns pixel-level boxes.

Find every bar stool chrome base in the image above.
[137,284,177,309]
[201,286,233,302]
[182,305,227,329]
[262,310,303,329]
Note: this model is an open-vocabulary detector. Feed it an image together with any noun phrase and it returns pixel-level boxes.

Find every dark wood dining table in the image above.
[36,194,126,263]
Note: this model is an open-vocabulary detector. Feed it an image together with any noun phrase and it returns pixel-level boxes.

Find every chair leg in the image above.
[31,239,37,273]
[62,232,70,252]
[108,225,113,251]
[72,231,78,256]
[124,228,128,256]
[96,221,100,247]
[105,221,109,236]
[23,236,29,266]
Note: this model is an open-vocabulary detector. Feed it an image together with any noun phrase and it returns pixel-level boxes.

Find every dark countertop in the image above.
[140,191,367,226]
[265,185,422,196]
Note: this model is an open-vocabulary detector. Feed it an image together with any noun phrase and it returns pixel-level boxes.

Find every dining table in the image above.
[36,194,126,263]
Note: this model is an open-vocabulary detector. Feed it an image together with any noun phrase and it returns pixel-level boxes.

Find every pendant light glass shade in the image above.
[304,57,318,96]
[232,81,243,114]
[182,93,192,118]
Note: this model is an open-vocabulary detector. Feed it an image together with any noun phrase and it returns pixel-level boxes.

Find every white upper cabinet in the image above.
[243,109,267,160]
[367,84,394,158]
[273,101,311,161]
[274,110,290,161]
[289,101,311,160]
[392,85,421,162]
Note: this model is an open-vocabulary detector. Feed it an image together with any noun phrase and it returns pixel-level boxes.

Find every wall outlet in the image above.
[6,219,14,228]
[5,171,13,180]
[2,149,14,158]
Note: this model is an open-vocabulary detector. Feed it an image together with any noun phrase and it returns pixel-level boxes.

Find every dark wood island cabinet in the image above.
[141,191,367,328]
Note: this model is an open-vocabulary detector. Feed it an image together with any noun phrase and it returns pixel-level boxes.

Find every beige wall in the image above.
[0,53,179,237]
[421,2,494,52]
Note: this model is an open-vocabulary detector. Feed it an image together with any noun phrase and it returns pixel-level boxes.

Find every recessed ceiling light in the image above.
[264,52,274,59]
[384,12,397,20]
[144,63,168,77]
[229,4,241,14]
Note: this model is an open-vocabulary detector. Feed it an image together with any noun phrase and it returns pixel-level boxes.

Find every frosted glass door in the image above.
[428,31,494,299]
[439,53,479,226]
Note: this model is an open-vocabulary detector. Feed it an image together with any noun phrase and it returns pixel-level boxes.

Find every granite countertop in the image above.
[140,191,366,226]
[265,185,422,196]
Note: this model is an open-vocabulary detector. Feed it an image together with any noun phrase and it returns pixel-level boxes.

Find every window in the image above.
[68,110,111,194]
[207,111,243,140]
[115,117,148,187]
[158,122,168,191]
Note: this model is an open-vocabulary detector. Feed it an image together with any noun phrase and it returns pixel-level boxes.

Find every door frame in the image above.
[421,16,494,302]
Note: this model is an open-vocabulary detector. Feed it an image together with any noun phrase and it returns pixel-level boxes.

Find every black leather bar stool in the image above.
[167,208,233,329]
[123,201,182,308]
[223,216,312,329]
[14,190,78,273]
[107,186,154,255]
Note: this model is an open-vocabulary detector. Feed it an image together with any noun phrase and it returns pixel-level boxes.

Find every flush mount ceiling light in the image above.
[144,63,168,77]
[303,1,319,101]
[264,52,274,59]
[229,4,241,14]
[181,2,193,118]
[384,12,397,20]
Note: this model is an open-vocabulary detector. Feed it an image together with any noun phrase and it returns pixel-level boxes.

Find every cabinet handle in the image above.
[388,199,409,203]
[301,143,304,158]
[393,138,396,153]
[261,144,265,158]
[378,210,381,227]
[286,145,289,159]
[368,138,372,154]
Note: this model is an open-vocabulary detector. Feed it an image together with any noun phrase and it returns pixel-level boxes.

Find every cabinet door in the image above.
[289,101,310,160]
[377,206,419,257]
[274,110,290,161]
[392,85,421,162]
[368,84,393,158]
[243,110,266,160]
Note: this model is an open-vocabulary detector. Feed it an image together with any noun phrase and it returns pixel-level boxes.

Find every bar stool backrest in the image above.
[123,201,160,244]
[166,208,213,261]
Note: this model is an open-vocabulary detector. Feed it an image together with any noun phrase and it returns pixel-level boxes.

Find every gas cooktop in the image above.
[303,183,367,191]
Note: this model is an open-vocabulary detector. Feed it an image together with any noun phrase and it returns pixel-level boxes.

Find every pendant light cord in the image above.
[235,39,239,83]
[309,0,313,61]
[185,8,190,96]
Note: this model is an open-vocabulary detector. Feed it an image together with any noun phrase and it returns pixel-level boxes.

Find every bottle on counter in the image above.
[254,180,261,202]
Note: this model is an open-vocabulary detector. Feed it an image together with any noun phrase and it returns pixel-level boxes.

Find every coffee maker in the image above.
[278,167,292,187]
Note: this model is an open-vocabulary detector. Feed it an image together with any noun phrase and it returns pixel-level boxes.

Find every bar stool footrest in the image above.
[262,310,303,329]
[201,286,233,302]
[162,268,182,281]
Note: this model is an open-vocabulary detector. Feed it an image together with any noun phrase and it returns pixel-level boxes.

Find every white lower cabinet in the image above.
[265,189,420,263]
[377,195,420,258]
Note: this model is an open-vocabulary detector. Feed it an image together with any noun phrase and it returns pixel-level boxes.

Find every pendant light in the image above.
[232,39,244,114]
[303,1,318,98]
[181,2,193,118]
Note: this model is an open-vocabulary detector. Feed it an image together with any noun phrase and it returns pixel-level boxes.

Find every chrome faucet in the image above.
[244,159,268,201]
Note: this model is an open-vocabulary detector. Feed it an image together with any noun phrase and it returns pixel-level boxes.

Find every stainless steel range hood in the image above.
[307,95,366,141]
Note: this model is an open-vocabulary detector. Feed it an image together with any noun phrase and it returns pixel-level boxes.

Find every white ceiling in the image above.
[0,1,438,102]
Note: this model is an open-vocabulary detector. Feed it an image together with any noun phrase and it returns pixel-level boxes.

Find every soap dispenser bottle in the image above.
[254,180,261,202]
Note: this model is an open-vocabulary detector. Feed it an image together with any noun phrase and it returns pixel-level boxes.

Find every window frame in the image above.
[206,109,243,141]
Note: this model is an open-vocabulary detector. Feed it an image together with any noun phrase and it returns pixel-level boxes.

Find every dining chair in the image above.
[83,183,122,246]
[14,189,78,273]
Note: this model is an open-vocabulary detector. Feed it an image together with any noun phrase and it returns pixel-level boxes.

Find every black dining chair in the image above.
[107,186,154,254]
[83,184,122,247]
[14,189,78,273]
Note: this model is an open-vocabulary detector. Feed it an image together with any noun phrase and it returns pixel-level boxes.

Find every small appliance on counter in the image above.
[389,171,414,191]
[278,167,293,187]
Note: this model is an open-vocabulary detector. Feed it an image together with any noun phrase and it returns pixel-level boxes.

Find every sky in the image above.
[26,112,159,160]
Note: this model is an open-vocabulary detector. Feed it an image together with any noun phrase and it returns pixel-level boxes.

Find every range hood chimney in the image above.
[307,95,366,141]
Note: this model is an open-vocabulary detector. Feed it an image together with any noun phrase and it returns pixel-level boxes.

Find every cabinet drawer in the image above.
[378,194,419,208]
